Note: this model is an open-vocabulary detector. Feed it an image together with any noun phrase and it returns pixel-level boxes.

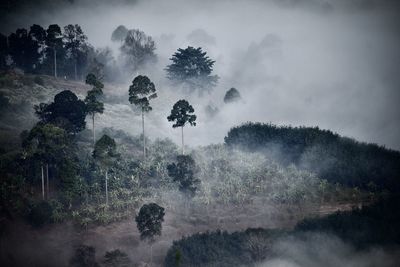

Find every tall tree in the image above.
[165,46,218,94]
[28,24,47,73]
[167,100,197,155]
[63,24,88,80]
[85,73,104,147]
[8,28,30,70]
[22,124,68,199]
[135,203,165,266]
[93,135,118,205]
[35,90,87,134]
[120,29,156,73]
[128,75,157,158]
[45,24,63,77]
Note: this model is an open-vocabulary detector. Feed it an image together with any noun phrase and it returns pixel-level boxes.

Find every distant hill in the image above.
[225,122,400,192]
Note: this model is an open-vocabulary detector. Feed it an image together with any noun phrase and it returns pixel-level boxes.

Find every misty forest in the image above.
[1,0,400,266]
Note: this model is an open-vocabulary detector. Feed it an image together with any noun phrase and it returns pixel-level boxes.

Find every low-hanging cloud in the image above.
[1,0,399,150]
[258,233,400,267]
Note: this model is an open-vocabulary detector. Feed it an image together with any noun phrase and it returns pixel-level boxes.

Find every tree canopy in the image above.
[224,87,241,103]
[165,46,218,93]
[111,25,128,42]
[135,203,165,242]
[93,134,118,168]
[35,90,87,134]
[120,29,156,72]
[128,75,157,112]
[167,100,197,128]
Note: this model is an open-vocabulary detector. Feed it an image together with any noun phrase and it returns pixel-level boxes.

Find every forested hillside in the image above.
[1,1,400,266]
[225,122,400,192]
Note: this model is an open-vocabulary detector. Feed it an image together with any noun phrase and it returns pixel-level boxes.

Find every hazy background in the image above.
[1,0,400,150]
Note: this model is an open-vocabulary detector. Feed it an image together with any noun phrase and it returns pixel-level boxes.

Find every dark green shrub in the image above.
[26,200,53,227]
[70,245,99,267]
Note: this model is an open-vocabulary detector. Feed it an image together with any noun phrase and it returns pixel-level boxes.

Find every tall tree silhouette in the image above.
[45,24,63,77]
[63,24,88,80]
[167,100,196,154]
[128,75,157,158]
[93,135,117,206]
[135,203,165,266]
[85,73,104,147]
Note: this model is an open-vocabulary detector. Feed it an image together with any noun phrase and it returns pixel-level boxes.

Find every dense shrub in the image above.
[165,197,400,266]
[26,200,53,227]
[70,245,99,267]
[164,228,283,267]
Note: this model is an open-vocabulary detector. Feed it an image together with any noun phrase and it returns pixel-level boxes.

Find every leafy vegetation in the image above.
[165,46,218,93]
[165,196,400,266]
[225,122,400,192]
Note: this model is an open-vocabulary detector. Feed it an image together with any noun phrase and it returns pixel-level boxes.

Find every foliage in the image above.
[165,46,218,93]
[165,228,283,267]
[295,196,400,248]
[111,25,128,42]
[128,75,157,112]
[85,73,104,118]
[85,73,104,91]
[93,135,118,168]
[225,122,400,192]
[2,23,96,80]
[85,90,104,117]
[35,90,87,134]
[165,197,400,266]
[223,87,241,103]
[103,249,131,267]
[135,203,165,242]
[70,245,99,267]
[120,29,156,72]
[167,155,199,197]
[193,145,328,205]
[167,99,197,128]
[22,123,69,164]
[26,200,53,227]
[63,24,89,79]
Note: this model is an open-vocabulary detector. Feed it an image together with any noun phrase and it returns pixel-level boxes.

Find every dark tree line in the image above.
[0,24,105,80]
[225,122,400,192]
[165,196,400,267]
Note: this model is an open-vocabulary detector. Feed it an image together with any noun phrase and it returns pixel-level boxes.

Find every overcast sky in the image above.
[2,0,400,150]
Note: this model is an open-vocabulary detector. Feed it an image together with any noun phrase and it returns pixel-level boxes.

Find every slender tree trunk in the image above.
[142,108,146,158]
[181,126,184,155]
[105,170,109,206]
[41,165,45,200]
[92,114,95,148]
[54,47,57,78]
[46,163,49,199]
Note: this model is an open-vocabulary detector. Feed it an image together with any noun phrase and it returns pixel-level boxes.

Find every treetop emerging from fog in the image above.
[165,46,218,93]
